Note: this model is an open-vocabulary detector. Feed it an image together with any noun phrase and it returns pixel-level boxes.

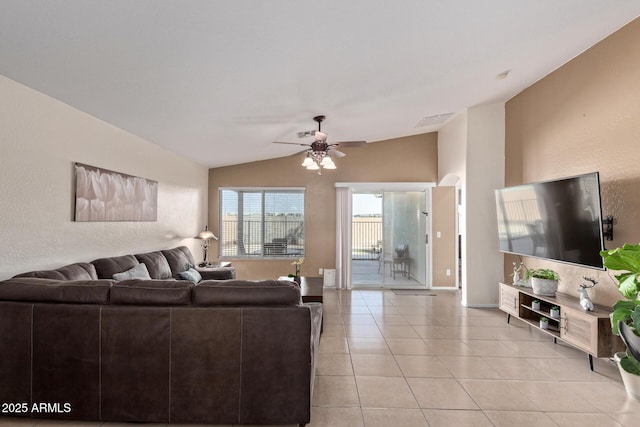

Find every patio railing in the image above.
[352,220,382,260]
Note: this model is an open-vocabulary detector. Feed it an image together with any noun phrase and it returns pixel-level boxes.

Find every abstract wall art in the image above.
[74,163,158,222]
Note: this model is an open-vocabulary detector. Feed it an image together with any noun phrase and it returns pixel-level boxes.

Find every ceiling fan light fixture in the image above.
[306,162,320,170]
[322,159,336,169]
[301,154,314,167]
[319,154,333,166]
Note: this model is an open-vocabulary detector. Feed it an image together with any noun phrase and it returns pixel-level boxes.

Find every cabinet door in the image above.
[561,307,597,354]
[499,283,519,316]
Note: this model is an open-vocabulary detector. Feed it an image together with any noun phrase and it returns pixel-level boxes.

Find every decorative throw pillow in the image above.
[177,267,202,284]
[112,263,152,281]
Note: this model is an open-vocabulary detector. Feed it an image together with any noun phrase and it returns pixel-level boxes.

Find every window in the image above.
[219,188,305,258]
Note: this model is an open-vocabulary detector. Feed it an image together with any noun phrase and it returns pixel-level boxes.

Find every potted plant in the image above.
[532,300,541,310]
[550,305,560,319]
[600,244,640,401]
[539,317,549,330]
[526,268,560,296]
[288,258,304,284]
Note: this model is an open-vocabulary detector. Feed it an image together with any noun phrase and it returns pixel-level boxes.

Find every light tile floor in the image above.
[1,289,638,427]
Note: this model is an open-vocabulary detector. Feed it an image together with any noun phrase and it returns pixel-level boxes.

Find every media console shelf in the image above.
[499,282,624,371]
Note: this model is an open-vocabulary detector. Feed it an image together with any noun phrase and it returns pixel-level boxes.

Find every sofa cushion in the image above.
[135,251,172,279]
[194,280,301,306]
[161,246,196,276]
[14,262,98,281]
[92,254,139,279]
[112,263,152,281]
[177,268,202,284]
[0,278,112,304]
[110,280,192,306]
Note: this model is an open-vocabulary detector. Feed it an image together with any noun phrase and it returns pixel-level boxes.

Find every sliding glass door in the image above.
[351,189,430,288]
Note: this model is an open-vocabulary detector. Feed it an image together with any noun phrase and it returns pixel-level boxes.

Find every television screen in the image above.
[495,172,604,269]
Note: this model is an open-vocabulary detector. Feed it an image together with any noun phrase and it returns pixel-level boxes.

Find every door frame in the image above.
[336,182,435,289]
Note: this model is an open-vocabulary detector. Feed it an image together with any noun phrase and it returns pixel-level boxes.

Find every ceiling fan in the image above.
[273,115,366,174]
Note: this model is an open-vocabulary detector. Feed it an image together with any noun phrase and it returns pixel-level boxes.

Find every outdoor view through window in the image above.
[219,189,305,257]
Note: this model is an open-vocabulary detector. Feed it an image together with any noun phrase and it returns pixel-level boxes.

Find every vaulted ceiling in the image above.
[2,1,639,168]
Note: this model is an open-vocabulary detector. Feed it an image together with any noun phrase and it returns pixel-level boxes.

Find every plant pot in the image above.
[531,278,558,296]
[615,352,640,401]
[550,308,560,319]
[540,320,549,330]
[532,301,541,310]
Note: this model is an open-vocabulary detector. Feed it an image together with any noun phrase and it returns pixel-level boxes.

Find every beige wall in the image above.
[438,103,505,306]
[0,75,209,280]
[432,186,456,287]
[208,133,438,280]
[505,17,640,307]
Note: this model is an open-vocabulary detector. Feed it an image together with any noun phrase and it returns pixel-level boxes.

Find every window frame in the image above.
[218,187,306,259]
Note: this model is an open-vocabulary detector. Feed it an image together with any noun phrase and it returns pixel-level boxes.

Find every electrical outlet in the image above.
[319,268,324,275]
[436,231,441,238]
[446,269,451,276]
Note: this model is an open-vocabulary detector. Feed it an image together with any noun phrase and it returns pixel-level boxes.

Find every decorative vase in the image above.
[531,278,558,296]
[292,275,301,284]
[550,308,560,319]
[532,301,541,311]
[615,352,640,401]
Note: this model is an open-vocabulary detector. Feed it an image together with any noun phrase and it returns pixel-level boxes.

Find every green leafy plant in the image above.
[525,268,560,281]
[540,317,549,322]
[600,244,640,375]
[551,305,560,311]
[621,349,640,375]
[600,244,640,299]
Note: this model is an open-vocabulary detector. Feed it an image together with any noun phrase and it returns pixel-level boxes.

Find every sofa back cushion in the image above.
[194,280,301,306]
[161,246,196,276]
[91,255,139,279]
[0,278,112,304]
[110,280,192,306]
[134,251,172,279]
[14,262,98,281]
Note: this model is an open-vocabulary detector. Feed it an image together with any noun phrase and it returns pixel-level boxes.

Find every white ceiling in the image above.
[2,1,639,168]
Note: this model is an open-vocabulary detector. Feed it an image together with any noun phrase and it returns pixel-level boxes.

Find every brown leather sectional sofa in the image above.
[0,247,322,426]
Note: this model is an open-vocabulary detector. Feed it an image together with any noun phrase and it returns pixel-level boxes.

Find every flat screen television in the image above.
[495,172,605,269]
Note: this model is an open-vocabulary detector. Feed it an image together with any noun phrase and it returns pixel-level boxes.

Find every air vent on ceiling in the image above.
[415,113,454,128]
[297,130,316,138]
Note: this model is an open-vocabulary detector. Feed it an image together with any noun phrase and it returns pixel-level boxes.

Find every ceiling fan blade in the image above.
[273,141,311,146]
[334,141,367,148]
[330,149,346,158]
[289,149,309,157]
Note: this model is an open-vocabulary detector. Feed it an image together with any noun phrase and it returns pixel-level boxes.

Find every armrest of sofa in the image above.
[194,280,300,306]
[197,266,236,280]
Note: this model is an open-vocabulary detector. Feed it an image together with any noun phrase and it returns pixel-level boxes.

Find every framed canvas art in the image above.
[74,163,158,222]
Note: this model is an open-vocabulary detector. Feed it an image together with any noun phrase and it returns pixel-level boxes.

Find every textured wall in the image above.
[0,75,209,279]
[207,133,439,280]
[505,17,640,306]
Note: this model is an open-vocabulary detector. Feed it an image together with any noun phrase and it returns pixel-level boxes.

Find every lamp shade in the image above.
[196,225,217,240]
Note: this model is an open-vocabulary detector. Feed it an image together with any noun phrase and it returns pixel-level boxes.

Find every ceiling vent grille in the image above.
[415,113,454,128]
